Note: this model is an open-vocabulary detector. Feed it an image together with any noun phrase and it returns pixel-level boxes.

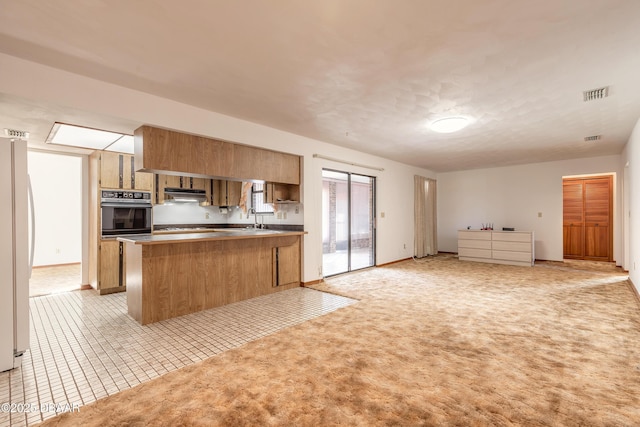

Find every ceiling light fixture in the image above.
[429,116,471,133]
[46,122,134,153]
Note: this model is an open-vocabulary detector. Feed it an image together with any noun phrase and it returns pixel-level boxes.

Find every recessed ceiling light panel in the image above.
[429,116,471,133]
[46,122,134,153]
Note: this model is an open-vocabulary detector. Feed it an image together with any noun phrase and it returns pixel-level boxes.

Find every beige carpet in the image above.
[38,255,640,426]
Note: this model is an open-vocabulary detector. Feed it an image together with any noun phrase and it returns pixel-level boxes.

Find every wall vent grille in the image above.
[583,86,609,102]
[584,135,602,142]
[4,128,30,139]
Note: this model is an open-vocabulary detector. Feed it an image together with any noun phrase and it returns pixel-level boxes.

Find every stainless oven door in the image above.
[101,202,152,237]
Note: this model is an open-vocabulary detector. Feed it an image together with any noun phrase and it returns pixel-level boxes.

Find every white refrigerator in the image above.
[0,137,30,372]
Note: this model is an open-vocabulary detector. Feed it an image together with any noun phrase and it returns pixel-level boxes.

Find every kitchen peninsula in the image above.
[119,228,305,325]
[120,124,305,325]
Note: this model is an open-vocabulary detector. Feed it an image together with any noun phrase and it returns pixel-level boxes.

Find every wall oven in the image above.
[101,190,152,237]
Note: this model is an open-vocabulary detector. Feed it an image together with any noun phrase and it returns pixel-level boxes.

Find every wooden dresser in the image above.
[458,230,534,267]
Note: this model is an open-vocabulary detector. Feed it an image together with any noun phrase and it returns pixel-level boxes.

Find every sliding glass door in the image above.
[322,169,375,277]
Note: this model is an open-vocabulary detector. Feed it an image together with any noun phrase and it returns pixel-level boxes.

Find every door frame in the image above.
[321,168,377,277]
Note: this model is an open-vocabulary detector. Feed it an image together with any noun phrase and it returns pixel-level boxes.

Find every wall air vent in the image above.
[4,128,30,139]
[582,86,609,102]
[584,135,602,142]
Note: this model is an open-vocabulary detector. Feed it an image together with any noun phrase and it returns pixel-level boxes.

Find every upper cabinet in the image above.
[265,182,300,204]
[96,151,153,191]
[212,180,242,206]
[134,126,300,185]
[155,174,211,204]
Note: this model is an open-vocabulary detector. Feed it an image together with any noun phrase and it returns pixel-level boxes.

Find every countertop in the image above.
[117,228,306,245]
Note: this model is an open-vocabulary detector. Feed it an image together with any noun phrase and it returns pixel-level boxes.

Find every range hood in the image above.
[164,187,207,204]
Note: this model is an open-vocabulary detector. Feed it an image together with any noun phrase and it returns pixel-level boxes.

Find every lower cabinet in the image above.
[125,234,303,324]
[273,240,301,287]
[99,240,125,294]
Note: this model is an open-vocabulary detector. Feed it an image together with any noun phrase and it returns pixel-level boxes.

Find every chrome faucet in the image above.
[248,207,262,228]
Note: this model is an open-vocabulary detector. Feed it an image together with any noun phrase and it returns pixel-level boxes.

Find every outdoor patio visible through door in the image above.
[322,169,376,277]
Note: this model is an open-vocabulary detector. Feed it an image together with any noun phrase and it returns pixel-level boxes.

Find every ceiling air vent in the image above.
[584,135,602,142]
[4,128,30,139]
[582,86,609,102]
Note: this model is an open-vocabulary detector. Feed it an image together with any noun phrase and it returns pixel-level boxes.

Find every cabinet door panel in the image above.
[134,171,153,191]
[100,240,120,290]
[273,241,300,287]
[101,152,123,189]
[227,181,242,206]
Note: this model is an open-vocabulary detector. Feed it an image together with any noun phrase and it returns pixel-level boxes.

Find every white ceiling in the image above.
[1,0,639,172]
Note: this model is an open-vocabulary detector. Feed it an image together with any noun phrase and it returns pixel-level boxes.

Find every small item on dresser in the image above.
[503,227,515,231]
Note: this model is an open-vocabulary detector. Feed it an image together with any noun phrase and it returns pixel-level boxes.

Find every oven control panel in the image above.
[101,191,151,201]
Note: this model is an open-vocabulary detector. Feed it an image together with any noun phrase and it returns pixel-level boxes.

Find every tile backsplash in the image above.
[153,203,303,226]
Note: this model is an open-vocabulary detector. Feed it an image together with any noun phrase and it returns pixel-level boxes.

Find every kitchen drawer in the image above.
[492,250,532,263]
[458,239,492,250]
[458,248,492,259]
[492,232,532,243]
[492,241,531,252]
[458,230,491,240]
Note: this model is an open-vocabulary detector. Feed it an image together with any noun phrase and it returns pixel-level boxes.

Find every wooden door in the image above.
[584,178,612,261]
[562,176,612,261]
[563,180,584,259]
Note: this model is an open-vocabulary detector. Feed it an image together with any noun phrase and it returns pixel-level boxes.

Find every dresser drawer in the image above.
[458,230,491,240]
[491,231,532,243]
[492,241,531,252]
[458,239,492,250]
[492,250,532,262]
[459,248,492,259]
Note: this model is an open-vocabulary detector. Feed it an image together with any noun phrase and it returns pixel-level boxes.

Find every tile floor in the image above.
[0,287,356,427]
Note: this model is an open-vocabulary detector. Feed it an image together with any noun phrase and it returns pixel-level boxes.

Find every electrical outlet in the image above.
[538,212,542,218]
[403,243,406,249]
[283,212,287,219]
[381,212,385,218]
[295,205,299,214]
[55,248,61,254]
[205,212,210,219]
[277,212,283,219]
[318,265,322,276]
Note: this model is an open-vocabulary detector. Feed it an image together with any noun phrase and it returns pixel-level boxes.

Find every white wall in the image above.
[1,53,435,282]
[622,118,640,289]
[27,151,82,266]
[437,155,623,263]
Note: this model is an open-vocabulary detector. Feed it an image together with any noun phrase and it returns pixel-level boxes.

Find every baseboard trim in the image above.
[302,279,323,287]
[32,262,81,269]
[376,257,412,268]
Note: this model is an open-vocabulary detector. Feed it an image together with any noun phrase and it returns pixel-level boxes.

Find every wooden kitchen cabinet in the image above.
[134,125,301,185]
[272,240,301,287]
[100,151,152,191]
[155,174,211,204]
[212,179,242,206]
[265,182,300,204]
[98,239,125,293]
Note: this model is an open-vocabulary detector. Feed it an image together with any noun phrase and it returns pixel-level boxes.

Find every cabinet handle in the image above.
[595,223,599,227]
